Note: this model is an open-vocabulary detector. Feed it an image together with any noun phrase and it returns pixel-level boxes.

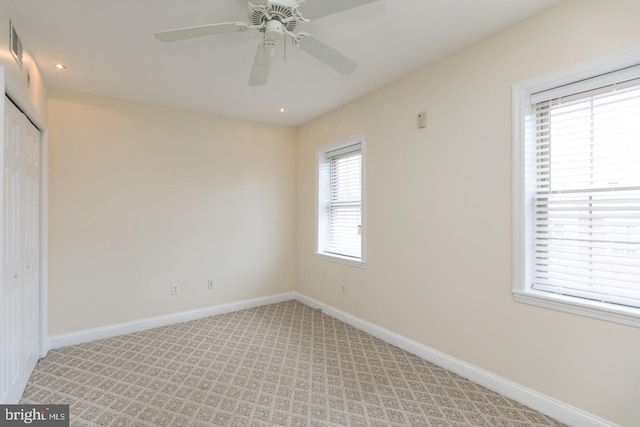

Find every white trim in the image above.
[295,293,619,427]
[516,44,640,100]
[512,44,640,328]
[314,253,366,269]
[325,143,361,159]
[513,290,640,328]
[530,64,640,104]
[44,288,617,426]
[315,132,367,265]
[48,292,296,350]
[4,74,45,131]
[38,129,49,358]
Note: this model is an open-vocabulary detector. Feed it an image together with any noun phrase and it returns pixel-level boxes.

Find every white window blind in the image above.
[532,71,640,308]
[326,144,361,259]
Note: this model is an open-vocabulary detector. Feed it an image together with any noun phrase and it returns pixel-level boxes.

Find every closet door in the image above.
[0,96,40,403]
[22,108,40,372]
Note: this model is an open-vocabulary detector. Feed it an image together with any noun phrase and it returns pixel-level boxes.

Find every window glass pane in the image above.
[533,79,640,308]
[327,150,361,259]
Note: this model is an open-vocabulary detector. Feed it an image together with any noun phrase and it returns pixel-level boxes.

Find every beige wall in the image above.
[48,90,296,335]
[295,1,640,425]
[39,0,640,424]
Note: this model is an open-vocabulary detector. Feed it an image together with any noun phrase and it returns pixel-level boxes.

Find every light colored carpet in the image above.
[20,300,565,426]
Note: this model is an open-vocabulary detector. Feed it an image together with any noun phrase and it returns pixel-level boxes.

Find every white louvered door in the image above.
[22,104,40,375]
[1,96,40,403]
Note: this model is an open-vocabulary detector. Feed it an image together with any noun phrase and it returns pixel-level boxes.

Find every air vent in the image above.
[9,21,23,69]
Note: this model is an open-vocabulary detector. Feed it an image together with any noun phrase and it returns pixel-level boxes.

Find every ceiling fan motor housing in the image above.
[249,0,298,34]
[265,20,284,41]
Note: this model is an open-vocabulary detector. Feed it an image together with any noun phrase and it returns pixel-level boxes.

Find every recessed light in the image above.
[55,64,66,69]
[279,108,286,113]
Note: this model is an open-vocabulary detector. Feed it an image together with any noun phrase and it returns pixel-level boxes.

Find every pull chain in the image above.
[283,35,287,61]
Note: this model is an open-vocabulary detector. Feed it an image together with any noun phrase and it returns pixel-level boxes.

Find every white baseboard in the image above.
[48,292,296,350]
[294,293,617,427]
[46,290,616,426]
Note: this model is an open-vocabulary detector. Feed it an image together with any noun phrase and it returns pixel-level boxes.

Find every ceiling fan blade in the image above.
[296,34,357,75]
[234,0,267,8]
[154,22,248,42]
[297,0,378,20]
[249,41,276,86]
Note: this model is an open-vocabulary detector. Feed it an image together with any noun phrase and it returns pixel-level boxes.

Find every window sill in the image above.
[513,290,640,328]
[316,252,366,269]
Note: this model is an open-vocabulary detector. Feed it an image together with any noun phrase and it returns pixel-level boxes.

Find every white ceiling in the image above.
[4,0,561,126]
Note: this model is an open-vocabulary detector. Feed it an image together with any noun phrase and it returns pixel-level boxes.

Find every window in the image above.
[513,49,640,327]
[317,135,365,266]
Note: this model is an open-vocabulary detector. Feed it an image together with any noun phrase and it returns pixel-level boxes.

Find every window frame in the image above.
[316,133,366,268]
[512,45,640,328]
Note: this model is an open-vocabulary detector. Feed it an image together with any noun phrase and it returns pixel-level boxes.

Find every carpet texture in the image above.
[20,300,565,426]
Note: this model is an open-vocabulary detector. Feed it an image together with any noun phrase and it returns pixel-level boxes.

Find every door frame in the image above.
[2,67,49,359]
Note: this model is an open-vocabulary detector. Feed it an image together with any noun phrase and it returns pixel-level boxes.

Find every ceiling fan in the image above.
[154,0,379,86]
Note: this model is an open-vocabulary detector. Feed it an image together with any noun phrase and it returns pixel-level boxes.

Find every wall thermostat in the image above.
[417,112,427,129]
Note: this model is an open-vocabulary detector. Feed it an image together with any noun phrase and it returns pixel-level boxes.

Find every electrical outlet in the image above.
[208,280,214,290]
[171,283,180,295]
[341,283,347,294]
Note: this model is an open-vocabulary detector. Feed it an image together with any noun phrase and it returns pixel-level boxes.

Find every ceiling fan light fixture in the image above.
[265,20,284,41]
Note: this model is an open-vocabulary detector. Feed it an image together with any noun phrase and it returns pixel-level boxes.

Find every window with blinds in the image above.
[317,138,364,264]
[325,144,362,259]
[531,67,640,309]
